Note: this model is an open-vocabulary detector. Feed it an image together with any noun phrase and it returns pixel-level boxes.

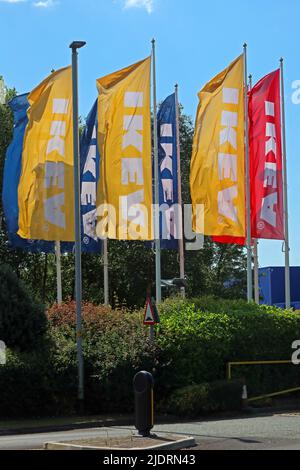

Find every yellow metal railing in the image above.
[226,360,300,402]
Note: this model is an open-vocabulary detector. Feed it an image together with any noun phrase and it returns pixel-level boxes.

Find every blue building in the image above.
[259,267,300,309]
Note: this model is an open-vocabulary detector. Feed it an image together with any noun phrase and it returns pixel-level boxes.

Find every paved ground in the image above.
[0,414,133,433]
[1,411,300,450]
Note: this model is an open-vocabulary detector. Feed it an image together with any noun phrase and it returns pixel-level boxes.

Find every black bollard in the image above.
[133,371,154,437]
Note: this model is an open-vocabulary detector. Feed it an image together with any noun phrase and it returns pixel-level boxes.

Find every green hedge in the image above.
[0,297,300,418]
[0,303,162,417]
[156,297,300,397]
[0,264,47,351]
[0,347,77,418]
[160,380,243,418]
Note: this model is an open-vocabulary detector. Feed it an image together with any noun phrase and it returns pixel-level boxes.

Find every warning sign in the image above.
[144,297,160,325]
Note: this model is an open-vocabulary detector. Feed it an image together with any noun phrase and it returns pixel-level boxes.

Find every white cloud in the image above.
[33,0,56,7]
[124,0,153,14]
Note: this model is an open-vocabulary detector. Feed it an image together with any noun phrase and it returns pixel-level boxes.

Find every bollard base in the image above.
[44,433,196,450]
[137,431,153,438]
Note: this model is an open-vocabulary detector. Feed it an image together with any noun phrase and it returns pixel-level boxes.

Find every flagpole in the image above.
[248,73,260,304]
[103,238,109,306]
[175,84,185,298]
[70,40,86,407]
[152,39,162,306]
[253,239,260,303]
[280,58,291,309]
[55,241,62,305]
[243,44,253,302]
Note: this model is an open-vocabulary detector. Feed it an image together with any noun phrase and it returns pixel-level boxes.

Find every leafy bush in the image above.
[47,300,114,328]
[0,346,77,418]
[161,380,243,418]
[1,296,300,418]
[47,301,165,414]
[156,297,300,396]
[0,264,47,351]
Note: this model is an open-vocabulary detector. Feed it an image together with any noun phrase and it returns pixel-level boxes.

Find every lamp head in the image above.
[69,41,86,50]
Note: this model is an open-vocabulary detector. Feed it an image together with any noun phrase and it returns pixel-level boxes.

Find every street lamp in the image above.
[69,40,86,408]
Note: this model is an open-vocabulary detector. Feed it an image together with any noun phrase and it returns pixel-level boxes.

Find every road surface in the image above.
[1,411,300,450]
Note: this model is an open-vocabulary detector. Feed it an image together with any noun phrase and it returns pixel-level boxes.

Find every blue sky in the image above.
[1,0,300,268]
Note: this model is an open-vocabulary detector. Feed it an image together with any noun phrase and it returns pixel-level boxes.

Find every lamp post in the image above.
[70,40,86,406]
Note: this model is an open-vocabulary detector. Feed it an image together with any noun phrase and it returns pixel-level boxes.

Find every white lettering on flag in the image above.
[162,179,174,202]
[218,186,238,223]
[123,115,143,152]
[44,193,65,229]
[259,100,278,227]
[124,92,143,108]
[44,98,69,229]
[220,111,238,149]
[81,182,96,206]
[223,88,239,105]
[83,209,97,240]
[217,87,240,224]
[261,192,278,227]
[122,158,144,185]
[44,162,64,189]
[218,153,237,182]
[263,162,277,189]
[83,144,97,178]
[160,124,172,137]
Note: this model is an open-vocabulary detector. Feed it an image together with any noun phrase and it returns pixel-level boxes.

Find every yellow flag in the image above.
[18,66,74,241]
[96,57,153,240]
[190,55,245,237]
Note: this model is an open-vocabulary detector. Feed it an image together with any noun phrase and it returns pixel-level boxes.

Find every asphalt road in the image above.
[1,412,300,450]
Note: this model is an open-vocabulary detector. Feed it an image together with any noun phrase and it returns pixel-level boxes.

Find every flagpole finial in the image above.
[280,57,284,64]
[151,38,155,45]
[243,43,247,48]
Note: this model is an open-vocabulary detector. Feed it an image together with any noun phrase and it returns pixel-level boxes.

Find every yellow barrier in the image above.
[226,360,300,403]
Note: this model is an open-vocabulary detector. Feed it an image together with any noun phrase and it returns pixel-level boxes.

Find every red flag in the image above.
[249,70,284,240]
[212,236,246,246]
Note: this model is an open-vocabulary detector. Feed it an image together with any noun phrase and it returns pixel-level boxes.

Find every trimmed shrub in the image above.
[0,346,77,418]
[156,297,300,397]
[47,301,165,414]
[47,300,114,328]
[0,264,47,351]
[161,380,243,418]
[1,297,300,418]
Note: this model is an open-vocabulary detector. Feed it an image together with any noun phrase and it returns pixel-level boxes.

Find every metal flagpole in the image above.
[280,58,291,309]
[175,84,185,298]
[55,241,63,305]
[253,240,260,304]
[103,238,109,306]
[0,77,6,104]
[70,40,86,406]
[152,39,162,306]
[248,73,260,305]
[243,44,253,302]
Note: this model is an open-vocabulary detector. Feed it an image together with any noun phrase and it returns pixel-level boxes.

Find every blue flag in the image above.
[2,94,57,253]
[2,96,101,254]
[80,99,102,253]
[157,93,179,250]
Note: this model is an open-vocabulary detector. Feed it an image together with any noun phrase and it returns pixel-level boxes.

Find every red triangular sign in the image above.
[144,297,156,325]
